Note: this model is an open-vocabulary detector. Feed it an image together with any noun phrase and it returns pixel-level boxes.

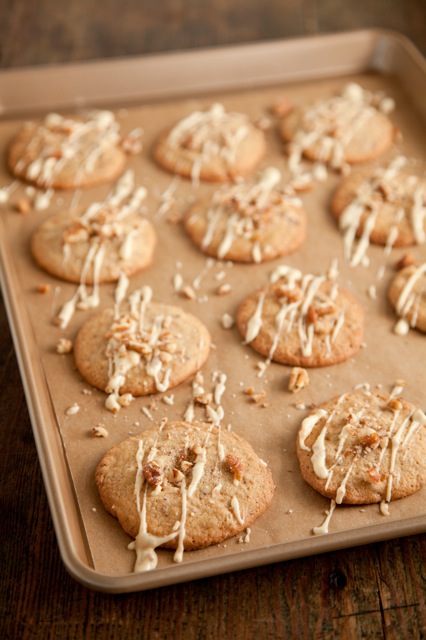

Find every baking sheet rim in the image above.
[1,29,425,593]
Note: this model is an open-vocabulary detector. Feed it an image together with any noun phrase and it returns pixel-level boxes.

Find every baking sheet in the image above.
[0,30,425,593]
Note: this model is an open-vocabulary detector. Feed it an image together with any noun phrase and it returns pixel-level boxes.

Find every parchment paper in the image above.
[0,70,425,580]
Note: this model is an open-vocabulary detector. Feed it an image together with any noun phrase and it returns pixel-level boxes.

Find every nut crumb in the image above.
[181,284,196,300]
[216,283,232,296]
[288,367,309,393]
[15,198,32,214]
[56,337,73,354]
[221,313,234,329]
[92,424,108,437]
[37,283,51,294]
[247,389,267,404]
[270,98,293,117]
[65,403,80,416]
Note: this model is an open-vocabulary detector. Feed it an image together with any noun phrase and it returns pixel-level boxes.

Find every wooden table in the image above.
[1,1,425,638]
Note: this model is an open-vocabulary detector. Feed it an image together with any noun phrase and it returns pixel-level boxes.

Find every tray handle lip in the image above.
[0,28,424,119]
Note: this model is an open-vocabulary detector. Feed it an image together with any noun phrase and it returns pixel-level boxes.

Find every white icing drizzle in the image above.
[231,495,245,526]
[313,500,337,536]
[394,262,426,332]
[173,478,188,564]
[299,409,328,451]
[187,446,207,498]
[245,291,266,343]
[129,439,178,572]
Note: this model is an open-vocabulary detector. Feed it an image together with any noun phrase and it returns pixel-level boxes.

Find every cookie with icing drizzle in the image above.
[280,83,395,172]
[153,103,266,183]
[332,157,426,263]
[31,171,156,285]
[296,390,426,504]
[183,167,307,263]
[95,420,275,571]
[74,287,211,411]
[388,262,426,335]
[236,265,364,367]
[8,110,128,190]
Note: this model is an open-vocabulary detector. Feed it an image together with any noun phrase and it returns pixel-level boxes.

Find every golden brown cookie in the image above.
[388,262,426,334]
[95,420,275,570]
[31,171,156,284]
[296,390,426,504]
[153,103,266,183]
[332,156,426,255]
[236,265,364,367]
[74,287,211,411]
[8,110,127,189]
[183,167,307,263]
[280,83,395,173]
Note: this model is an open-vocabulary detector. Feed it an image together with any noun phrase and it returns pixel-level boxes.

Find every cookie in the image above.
[183,167,307,263]
[74,287,211,411]
[280,83,395,173]
[153,103,266,183]
[332,156,426,260]
[297,390,426,504]
[8,110,127,189]
[236,264,364,367]
[31,170,156,284]
[95,419,275,570]
[388,262,426,334]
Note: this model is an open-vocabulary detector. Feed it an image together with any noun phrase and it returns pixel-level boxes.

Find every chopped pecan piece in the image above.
[359,432,379,448]
[194,392,213,406]
[15,198,31,214]
[225,454,244,482]
[387,398,403,411]
[143,461,163,486]
[306,305,317,324]
[288,367,309,393]
[171,468,185,484]
[275,284,302,303]
[367,468,381,483]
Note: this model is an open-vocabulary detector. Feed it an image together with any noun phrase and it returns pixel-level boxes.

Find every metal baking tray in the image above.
[0,29,425,593]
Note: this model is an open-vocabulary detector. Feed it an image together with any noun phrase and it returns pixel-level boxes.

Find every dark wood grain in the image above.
[0,1,425,639]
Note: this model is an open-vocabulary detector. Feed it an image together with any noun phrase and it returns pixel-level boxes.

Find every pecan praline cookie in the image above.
[153,103,266,183]
[296,391,426,504]
[183,167,307,263]
[8,110,127,189]
[96,420,275,550]
[237,266,365,367]
[74,294,211,409]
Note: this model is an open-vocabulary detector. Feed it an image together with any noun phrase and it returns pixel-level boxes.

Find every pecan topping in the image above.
[387,398,403,411]
[225,454,244,482]
[359,432,379,448]
[306,305,317,324]
[367,468,381,483]
[143,461,163,486]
